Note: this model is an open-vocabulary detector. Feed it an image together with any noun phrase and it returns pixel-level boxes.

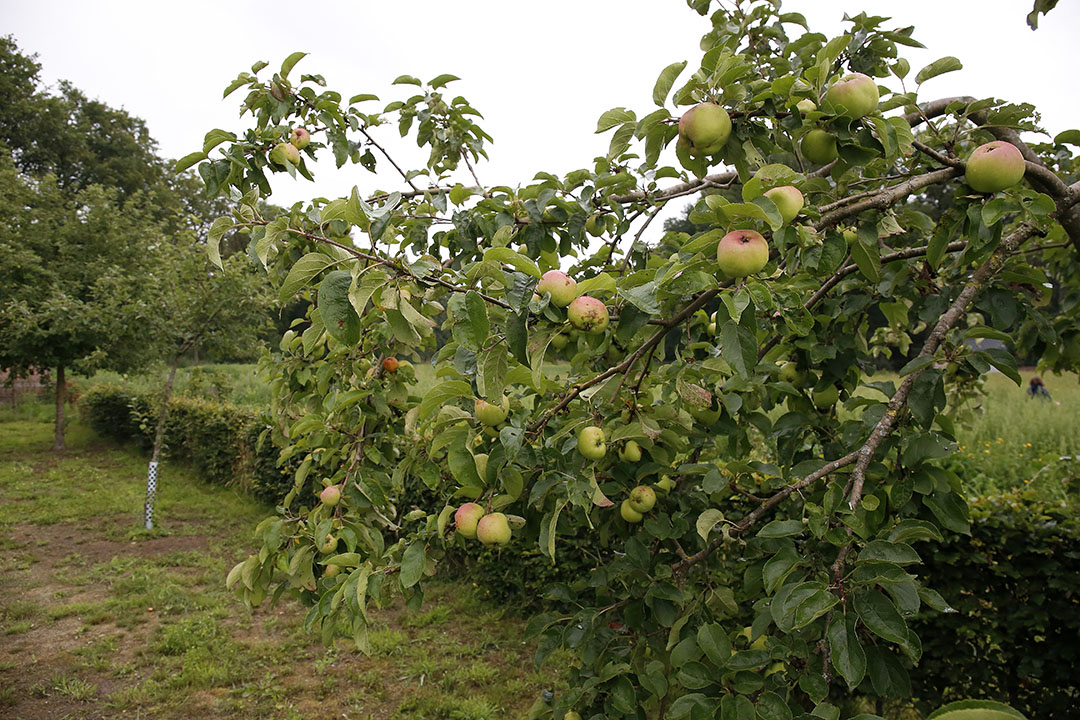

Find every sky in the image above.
[3,0,1078,218]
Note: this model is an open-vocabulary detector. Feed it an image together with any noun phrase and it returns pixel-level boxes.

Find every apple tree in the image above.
[197,2,1080,717]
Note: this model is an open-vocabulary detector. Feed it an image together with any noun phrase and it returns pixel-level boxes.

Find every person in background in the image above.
[1027,376,1053,401]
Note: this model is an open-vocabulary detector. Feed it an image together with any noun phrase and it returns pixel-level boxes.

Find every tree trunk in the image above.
[53,364,66,451]
[144,358,179,529]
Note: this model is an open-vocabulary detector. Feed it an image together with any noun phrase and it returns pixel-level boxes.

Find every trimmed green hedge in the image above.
[910,492,1080,719]
[80,384,306,506]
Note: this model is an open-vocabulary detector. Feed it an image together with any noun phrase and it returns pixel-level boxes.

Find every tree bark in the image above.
[52,364,66,451]
[144,357,179,529]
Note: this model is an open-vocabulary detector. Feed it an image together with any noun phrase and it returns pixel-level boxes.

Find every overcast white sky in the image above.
[3,0,1078,216]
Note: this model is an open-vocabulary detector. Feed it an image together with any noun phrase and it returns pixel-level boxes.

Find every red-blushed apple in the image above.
[801,129,837,165]
[476,512,512,546]
[620,499,643,523]
[628,485,656,513]
[716,229,770,278]
[813,384,840,409]
[568,296,610,334]
[474,396,509,426]
[320,484,341,507]
[290,127,311,149]
[678,102,732,156]
[536,270,579,307]
[619,440,642,463]
[577,425,607,460]
[454,502,485,539]
[825,73,879,119]
[383,356,399,373]
[763,186,804,224]
[965,141,1026,193]
[270,142,300,166]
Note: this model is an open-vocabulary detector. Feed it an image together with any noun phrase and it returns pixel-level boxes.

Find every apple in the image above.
[577,425,607,461]
[550,332,570,351]
[320,484,341,507]
[653,475,676,496]
[628,485,656,513]
[965,141,1026,193]
[383,356,399,373]
[801,130,837,165]
[568,296,610,334]
[270,142,300,166]
[825,73,879,119]
[619,440,642,463]
[763,186,804,225]
[318,534,338,555]
[796,98,817,114]
[620,499,643,523]
[777,361,805,386]
[585,214,607,237]
[475,396,509,426]
[813,384,840,410]
[476,512,512,546]
[716,229,770,278]
[455,502,485,539]
[564,713,583,720]
[290,127,311,149]
[324,563,341,578]
[678,102,732,156]
[536,270,579,308]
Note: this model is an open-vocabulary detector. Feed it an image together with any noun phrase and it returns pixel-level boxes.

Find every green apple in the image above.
[796,98,817,114]
[628,485,656,513]
[813,384,840,410]
[290,127,311,149]
[585,214,607,237]
[620,499,643,523]
[801,130,837,165]
[825,73,879,119]
[577,425,607,460]
[619,440,642,463]
[563,713,583,720]
[965,141,1026,193]
[476,512,512,546]
[716,229,770,278]
[270,142,300,166]
[550,332,570,351]
[320,484,341,507]
[678,102,732,156]
[763,186,804,224]
[536,270,579,307]
[324,563,341,578]
[455,502,485,539]
[318,534,338,555]
[474,396,509,426]
[568,296,610,334]
[777,361,805,386]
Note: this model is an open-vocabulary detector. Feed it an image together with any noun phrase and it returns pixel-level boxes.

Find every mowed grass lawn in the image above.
[0,420,566,720]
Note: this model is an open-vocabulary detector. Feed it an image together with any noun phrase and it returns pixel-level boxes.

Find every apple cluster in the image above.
[454,503,512,546]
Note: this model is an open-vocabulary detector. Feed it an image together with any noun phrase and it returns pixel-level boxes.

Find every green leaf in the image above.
[280,52,308,79]
[399,542,425,588]
[207,217,233,269]
[392,75,422,86]
[576,273,617,296]
[618,282,661,315]
[897,354,935,376]
[762,541,801,594]
[915,57,962,85]
[418,380,474,419]
[721,321,758,378]
[175,151,207,173]
[202,128,237,155]
[428,73,460,89]
[854,588,908,645]
[596,107,636,133]
[696,509,724,541]
[460,291,490,349]
[755,692,792,720]
[924,490,970,534]
[483,247,541,278]
[696,622,731,666]
[539,500,567,563]
[653,61,688,106]
[1054,129,1080,146]
[319,271,362,345]
[279,252,335,302]
[827,613,866,688]
[848,224,881,282]
[757,519,803,538]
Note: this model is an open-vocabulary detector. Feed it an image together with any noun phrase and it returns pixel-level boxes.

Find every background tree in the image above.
[194,2,1078,718]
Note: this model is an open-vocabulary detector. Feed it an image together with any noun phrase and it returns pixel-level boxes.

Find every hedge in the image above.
[80,384,306,506]
[79,386,1079,718]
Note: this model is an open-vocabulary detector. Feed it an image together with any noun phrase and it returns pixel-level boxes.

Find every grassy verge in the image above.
[0,418,566,719]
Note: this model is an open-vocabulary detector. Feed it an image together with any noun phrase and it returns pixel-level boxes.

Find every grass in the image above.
[0,415,568,719]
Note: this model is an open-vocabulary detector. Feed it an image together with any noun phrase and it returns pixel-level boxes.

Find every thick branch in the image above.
[814,168,959,230]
